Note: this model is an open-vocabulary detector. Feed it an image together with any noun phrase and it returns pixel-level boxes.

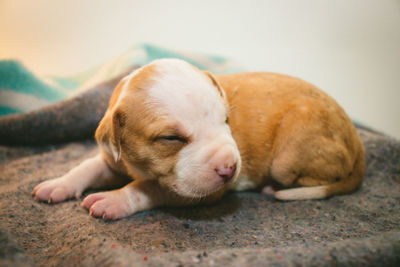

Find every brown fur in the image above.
[96,65,179,178]
[217,72,365,199]
[32,60,366,220]
[96,67,365,203]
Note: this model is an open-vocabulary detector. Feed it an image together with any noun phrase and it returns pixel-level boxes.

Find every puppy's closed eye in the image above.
[156,135,188,144]
[152,135,188,156]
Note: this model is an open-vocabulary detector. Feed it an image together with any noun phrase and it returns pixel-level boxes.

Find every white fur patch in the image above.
[109,140,121,162]
[230,174,257,191]
[275,186,328,200]
[146,59,241,197]
[148,58,228,131]
[110,58,241,197]
[99,137,120,162]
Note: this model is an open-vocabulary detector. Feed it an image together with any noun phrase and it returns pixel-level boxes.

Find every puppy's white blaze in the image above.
[148,59,227,131]
[142,58,241,197]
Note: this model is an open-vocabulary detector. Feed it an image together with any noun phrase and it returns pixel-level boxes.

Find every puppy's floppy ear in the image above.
[204,71,227,100]
[110,108,126,162]
[95,77,129,162]
[94,108,126,162]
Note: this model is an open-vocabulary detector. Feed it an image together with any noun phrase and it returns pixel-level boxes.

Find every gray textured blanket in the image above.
[0,77,399,266]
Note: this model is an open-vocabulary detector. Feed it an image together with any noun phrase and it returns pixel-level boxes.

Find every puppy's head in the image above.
[96,59,241,198]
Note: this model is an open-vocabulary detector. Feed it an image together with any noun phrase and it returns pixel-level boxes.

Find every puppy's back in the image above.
[216,72,365,199]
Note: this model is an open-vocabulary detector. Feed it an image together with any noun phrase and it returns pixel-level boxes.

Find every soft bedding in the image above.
[0,46,399,266]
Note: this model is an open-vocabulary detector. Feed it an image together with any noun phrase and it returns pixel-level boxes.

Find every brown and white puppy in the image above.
[32,59,365,220]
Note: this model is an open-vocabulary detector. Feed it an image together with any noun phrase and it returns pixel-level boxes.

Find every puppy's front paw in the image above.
[32,177,81,204]
[81,189,139,220]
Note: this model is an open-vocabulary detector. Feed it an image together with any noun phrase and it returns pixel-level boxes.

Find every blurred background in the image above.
[0,0,399,138]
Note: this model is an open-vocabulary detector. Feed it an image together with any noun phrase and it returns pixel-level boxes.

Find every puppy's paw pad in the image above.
[261,185,276,196]
[32,178,77,203]
[81,193,106,210]
[82,191,134,220]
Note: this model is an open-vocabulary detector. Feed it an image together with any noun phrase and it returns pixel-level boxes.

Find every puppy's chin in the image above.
[161,172,239,199]
[173,182,223,199]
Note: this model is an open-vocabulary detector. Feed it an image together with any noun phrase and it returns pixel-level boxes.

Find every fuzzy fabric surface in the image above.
[0,44,242,116]
[0,127,399,266]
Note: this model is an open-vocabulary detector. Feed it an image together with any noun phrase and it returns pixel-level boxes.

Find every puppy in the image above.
[32,59,365,220]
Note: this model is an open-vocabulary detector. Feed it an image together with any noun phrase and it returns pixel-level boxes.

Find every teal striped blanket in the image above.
[0,44,241,116]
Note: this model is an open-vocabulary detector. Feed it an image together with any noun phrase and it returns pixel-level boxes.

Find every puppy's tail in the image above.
[274,147,366,200]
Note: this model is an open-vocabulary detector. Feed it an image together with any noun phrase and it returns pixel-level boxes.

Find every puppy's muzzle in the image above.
[208,143,239,184]
[215,163,237,183]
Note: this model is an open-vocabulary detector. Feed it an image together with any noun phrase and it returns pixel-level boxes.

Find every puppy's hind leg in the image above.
[268,106,361,200]
[32,154,124,203]
[270,138,363,201]
[274,150,365,201]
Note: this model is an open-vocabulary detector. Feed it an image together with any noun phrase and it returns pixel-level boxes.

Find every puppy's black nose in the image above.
[216,163,237,183]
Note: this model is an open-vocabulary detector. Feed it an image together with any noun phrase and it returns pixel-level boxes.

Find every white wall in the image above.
[1,0,399,138]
